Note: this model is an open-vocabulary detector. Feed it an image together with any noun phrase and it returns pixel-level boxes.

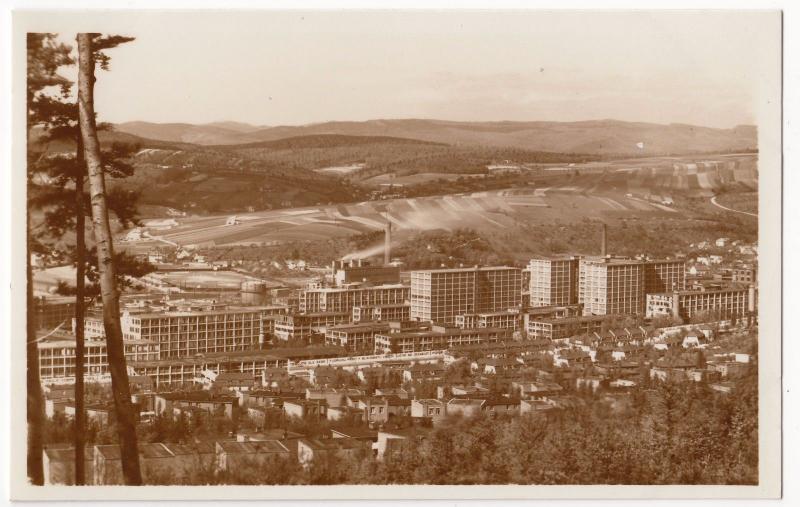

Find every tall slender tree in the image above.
[76,32,142,485]
[33,83,146,487]
[73,133,87,484]
[30,81,90,485]
[26,33,73,485]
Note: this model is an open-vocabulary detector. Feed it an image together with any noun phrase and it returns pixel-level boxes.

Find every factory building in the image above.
[410,266,522,325]
[324,322,390,353]
[374,325,513,354]
[528,256,580,307]
[272,312,350,341]
[455,310,520,330]
[34,296,77,331]
[331,260,401,287]
[299,284,409,314]
[578,257,686,316]
[643,259,686,294]
[579,257,646,316]
[526,315,608,341]
[38,331,159,381]
[645,286,756,321]
[109,308,268,360]
[352,303,411,323]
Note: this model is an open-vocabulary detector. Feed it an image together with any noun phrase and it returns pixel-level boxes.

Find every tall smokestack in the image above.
[601,223,608,257]
[384,217,392,266]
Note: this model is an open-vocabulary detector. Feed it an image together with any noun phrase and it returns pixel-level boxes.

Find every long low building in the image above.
[455,311,520,330]
[299,283,409,314]
[34,296,77,331]
[273,312,350,341]
[526,315,609,340]
[82,304,290,360]
[526,304,582,321]
[128,346,346,388]
[374,325,513,354]
[85,307,273,360]
[38,331,160,381]
[352,303,411,323]
[645,286,756,321]
[325,322,390,353]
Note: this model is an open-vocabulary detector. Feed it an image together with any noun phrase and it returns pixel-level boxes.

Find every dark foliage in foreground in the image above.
[141,368,757,485]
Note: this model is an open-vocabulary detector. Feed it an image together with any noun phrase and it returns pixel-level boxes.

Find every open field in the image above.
[129,187,677,248]
[363,172,487,186]
[712,192,758,216]
[150,270,260,290]
[314,163,365,175]
[120,153,758,248]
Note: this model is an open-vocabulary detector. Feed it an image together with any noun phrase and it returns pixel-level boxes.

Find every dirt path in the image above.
[710,196,758,217]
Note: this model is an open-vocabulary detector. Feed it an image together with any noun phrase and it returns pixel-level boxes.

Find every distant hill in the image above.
[216,133,445,151]
[115,119,757,156]
[204,121,267,133]
[116,121,257,145]
[29,126,187,154]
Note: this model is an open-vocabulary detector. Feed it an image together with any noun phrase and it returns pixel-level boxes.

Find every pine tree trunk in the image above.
[26,213,44,485]
[76,33,142,485]
[73,133,86,485]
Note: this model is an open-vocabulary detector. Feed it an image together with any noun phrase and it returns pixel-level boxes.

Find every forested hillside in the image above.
[116,118,758,156]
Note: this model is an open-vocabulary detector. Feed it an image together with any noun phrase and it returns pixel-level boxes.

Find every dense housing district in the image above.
[34,228,758,485]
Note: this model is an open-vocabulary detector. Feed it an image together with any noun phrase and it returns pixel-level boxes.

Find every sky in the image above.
[32,10,779,128]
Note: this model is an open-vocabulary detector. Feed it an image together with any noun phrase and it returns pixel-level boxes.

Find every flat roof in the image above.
[459,310,519,317]
[354,303,410,309]
[376,327,511,339]
[411,266,520,274]
[647,286,750,297]
[531,315,609,325]
[128,308,269,319]
[129,346,345,368]
[38,337,158,349]
[326,322,390,331]
[528,255,580,261]
[35,295,77,304]
[304,283,408,292]
[289,311,351,318]
[581,256,645,266]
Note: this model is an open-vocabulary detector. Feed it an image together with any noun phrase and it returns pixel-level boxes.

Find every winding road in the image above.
[710,196,758,218]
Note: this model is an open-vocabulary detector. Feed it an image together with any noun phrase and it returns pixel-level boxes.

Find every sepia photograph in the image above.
[5,5,784,501]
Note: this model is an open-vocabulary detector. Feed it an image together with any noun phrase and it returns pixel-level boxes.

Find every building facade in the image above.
[299,284,409,314]
[38,333,160,380]
[410,267,522,325]
[332,261,401,287]
[325,322,390,353]
[117,309,267,359]
[352,303,411,323]
[374,325,512,354]
[526,315,608,340]
[644,259,686,294]
[577,257,686,316]
[579,258,645,316]
[528,256,580,307]
[645,286,755,321]
[273,312,350,341]
[732,266,757,284]
[455,311,520,330]
[34,296,77,331]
